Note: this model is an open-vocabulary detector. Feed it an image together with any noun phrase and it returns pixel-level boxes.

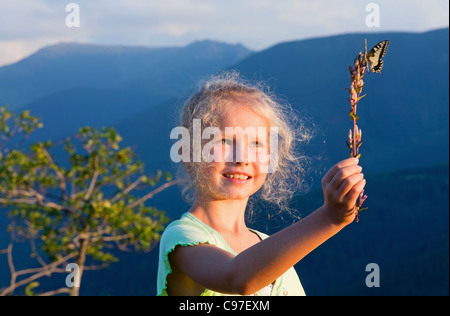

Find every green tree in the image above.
[0,105,175,296]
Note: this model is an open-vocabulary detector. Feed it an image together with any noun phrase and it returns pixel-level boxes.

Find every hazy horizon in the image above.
[1,0,448,67]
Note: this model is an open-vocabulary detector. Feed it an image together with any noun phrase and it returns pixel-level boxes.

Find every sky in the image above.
[0,0,448,67]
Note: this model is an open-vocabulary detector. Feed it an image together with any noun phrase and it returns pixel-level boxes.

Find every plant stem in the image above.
[352,107,358,158]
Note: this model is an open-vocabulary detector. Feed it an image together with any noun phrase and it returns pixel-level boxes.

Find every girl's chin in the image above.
[219,186,263,200]
[204,189,253,201]
[199,177,265,200]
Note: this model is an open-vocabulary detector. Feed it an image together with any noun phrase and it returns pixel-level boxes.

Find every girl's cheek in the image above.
[222,145,232,163]
[206,143,228,163]
[255,149,271,173]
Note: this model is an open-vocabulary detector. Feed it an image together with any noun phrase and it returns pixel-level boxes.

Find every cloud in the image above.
[0,40,40,66]
[152,23,202,37]
[0,0,448,66]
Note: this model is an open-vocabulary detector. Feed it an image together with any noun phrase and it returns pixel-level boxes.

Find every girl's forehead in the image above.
[217,98,270,128]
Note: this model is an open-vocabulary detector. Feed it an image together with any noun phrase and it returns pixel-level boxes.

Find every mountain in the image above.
[112,29,449,192]
[232,29,449,173]
[1,30,447,176]
[0,40,252,141]
[0,40,252,109]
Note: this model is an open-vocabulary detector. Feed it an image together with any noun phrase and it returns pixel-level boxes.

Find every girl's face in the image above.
[199,98,271,201]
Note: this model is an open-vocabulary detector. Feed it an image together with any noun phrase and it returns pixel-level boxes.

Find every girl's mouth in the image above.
[222,173,252,182]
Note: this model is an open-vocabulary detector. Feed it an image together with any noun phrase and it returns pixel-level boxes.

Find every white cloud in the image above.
[0,0,448,66]
[152,23,202,37]
[0,40,41,66]
[379,0,450,30]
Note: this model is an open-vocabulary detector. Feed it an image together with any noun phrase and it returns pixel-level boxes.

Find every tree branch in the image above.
[0,249,76,296]
[38,287,71,296]
[0,196,78,215]
[30,239,49,269]
[39,144,68,200]
[83,155,99,201]
[110,176,142,203]
[127,180,178,209]
[0,244,16,296]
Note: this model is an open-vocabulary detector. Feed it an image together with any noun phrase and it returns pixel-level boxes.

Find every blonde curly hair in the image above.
[175,71,313,219]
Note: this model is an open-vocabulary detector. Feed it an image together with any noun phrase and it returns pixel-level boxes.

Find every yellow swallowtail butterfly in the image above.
[366,40,389,73]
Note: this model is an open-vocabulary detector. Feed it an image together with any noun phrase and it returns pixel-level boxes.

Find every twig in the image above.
[110,176,143,203]
[39,144,68,200]
[38,287,71,296]
[83,155,99,201]
[127,180,178,209]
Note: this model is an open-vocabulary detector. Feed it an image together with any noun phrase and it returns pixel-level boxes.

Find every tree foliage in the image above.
[0,105,174,295]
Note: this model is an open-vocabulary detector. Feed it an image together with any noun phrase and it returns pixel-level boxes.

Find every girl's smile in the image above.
[200,98,270,200]
[222,170,253,182]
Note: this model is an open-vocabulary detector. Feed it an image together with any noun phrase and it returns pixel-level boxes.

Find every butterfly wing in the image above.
[367,40,389,73]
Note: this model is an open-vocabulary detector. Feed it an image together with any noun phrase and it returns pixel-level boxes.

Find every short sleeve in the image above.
[156,217,214,296]
[156,214,307,296]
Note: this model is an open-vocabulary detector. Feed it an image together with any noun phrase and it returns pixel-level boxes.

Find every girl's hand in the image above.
[321,158,366,226]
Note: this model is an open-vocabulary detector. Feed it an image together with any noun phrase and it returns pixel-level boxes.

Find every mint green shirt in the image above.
[157,212,306,296]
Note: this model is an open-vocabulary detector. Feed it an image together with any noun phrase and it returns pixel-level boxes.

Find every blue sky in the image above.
[0,0,448,66]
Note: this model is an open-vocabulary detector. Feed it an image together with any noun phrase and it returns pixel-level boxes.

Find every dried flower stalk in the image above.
[346,49,369,222]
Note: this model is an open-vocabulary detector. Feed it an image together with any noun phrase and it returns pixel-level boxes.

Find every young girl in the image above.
[157,72,366,296]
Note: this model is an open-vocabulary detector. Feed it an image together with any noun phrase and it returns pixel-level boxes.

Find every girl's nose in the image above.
[233,141,248,165]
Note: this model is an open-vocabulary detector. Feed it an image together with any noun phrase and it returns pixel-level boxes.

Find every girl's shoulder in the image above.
[161,212,209,241]
[161,212,272,256]
[160,212,226,251]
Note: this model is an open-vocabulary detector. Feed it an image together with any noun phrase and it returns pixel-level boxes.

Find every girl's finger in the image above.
[322,158,359,186]
[327,164,362,193]
[345,178,367,206]
[336,173,365,198]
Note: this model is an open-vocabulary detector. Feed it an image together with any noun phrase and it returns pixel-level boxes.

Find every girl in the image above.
[157,72,366,296]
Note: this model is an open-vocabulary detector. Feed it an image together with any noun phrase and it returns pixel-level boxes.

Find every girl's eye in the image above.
[250,141,263,148]
[221,139,232,145]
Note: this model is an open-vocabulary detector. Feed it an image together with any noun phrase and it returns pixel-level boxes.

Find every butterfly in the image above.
[366,40,389,73]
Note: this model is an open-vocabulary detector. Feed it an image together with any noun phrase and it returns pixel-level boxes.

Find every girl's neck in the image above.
[189,196,249,234]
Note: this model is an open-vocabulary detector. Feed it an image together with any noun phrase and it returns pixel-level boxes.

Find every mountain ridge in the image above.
[232,28,449,172]
[110,28,449,182]
[0,29,446,175]
[0,40,253,109]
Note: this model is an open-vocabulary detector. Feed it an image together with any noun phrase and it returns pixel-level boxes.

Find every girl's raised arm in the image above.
[168,157,365,295]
